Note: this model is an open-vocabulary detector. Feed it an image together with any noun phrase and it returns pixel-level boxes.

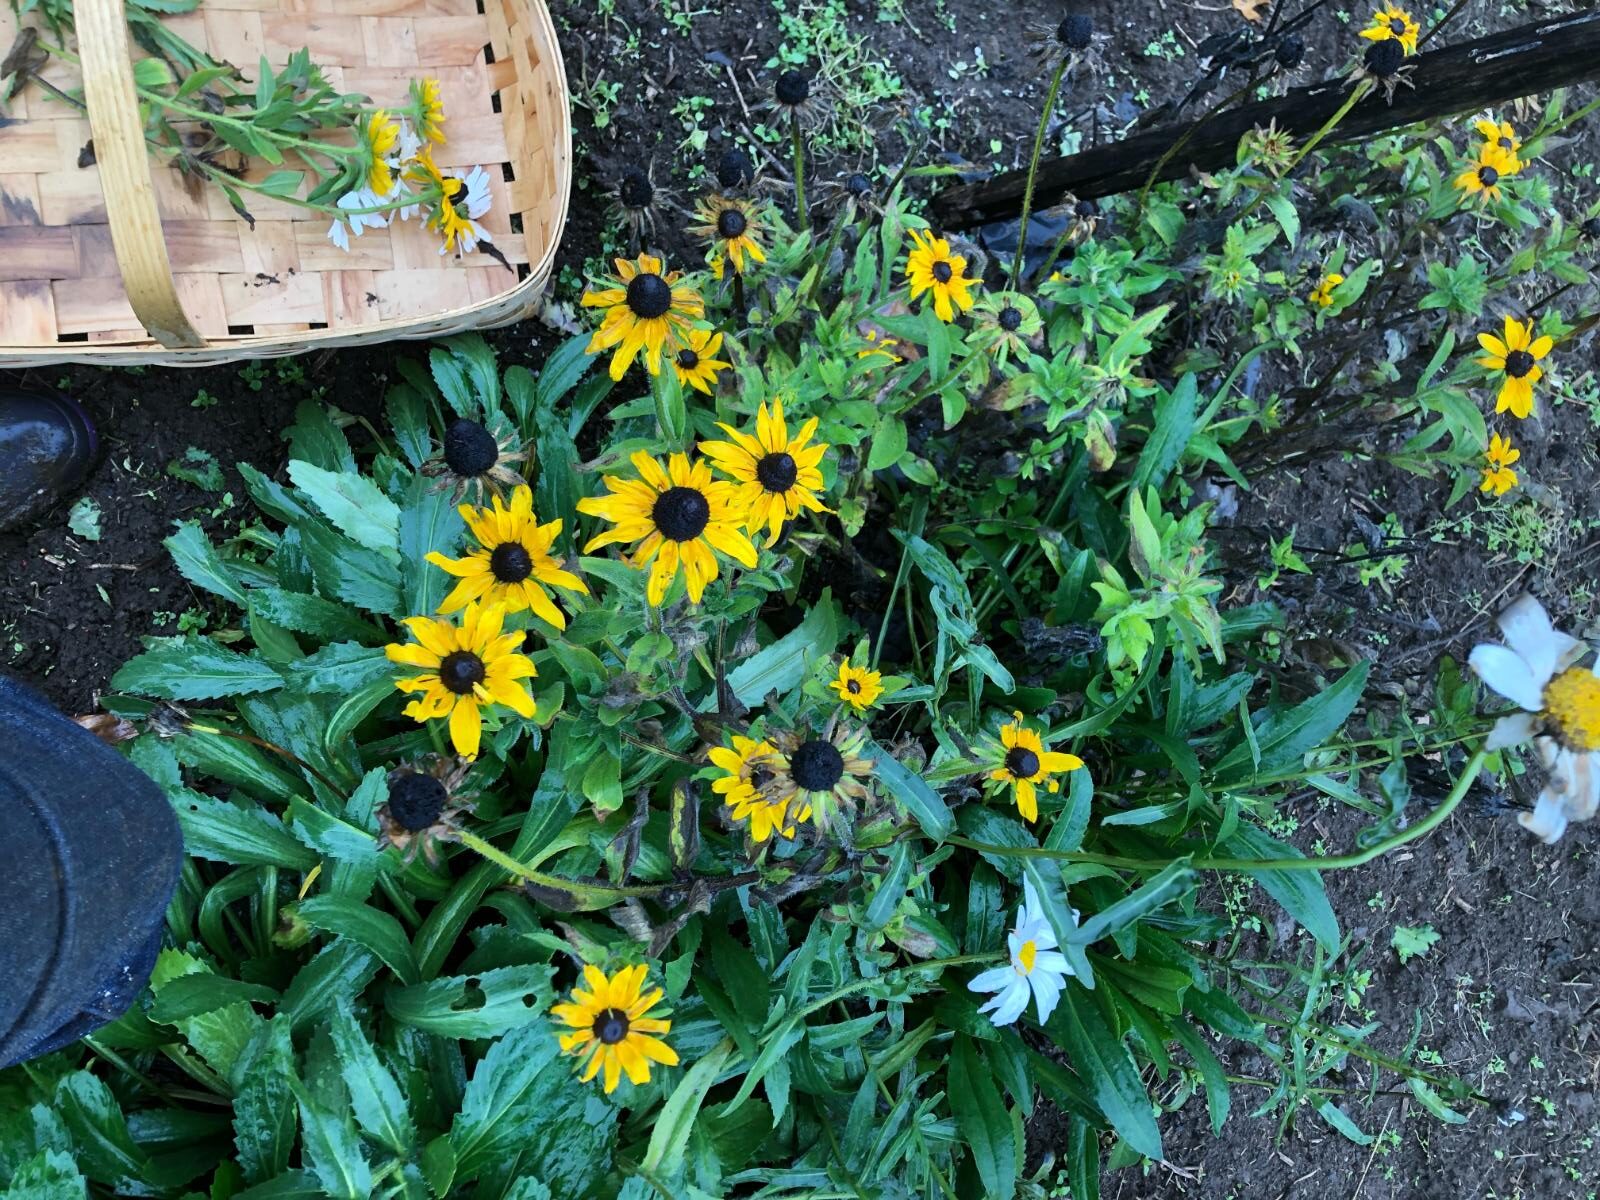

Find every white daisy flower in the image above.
[396,117,423,165]
[326,188,388,251]
[1469,595,1600,843]
[967,876,1075,1026]
[461,165,493,219]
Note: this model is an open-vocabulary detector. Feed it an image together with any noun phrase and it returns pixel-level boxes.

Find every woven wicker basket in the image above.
[0,0,569,367]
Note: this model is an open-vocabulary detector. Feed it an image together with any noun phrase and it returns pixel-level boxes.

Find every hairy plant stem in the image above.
[1010,56,1070,290]
[948,747,1487,874]
[791,109,810,233]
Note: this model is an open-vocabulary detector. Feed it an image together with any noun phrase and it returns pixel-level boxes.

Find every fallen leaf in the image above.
[1232,0,1268,22]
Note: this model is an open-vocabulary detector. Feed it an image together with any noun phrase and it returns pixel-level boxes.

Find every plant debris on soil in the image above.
[3,0,1599,1195]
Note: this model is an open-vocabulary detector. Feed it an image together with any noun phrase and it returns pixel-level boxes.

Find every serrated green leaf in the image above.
[164,521,247,606]
[329,1003,415,1154]
[287,461,400,554]
[299,896,420,985]
[948,1036,1017,1199]
[386,966,554,1038]
[110,637,283,701]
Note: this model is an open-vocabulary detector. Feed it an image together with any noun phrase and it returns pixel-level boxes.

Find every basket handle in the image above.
[75,0,205,348]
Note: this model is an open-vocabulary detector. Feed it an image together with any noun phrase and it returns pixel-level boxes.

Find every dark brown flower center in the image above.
[1058,12,1094,49]
[932,260,954,284]
[388,772,447,831]
[677,348,700,369]
[775,70,810,106]
[717,147,754,189]
[999,306,1023,332]
[653,485,711,541]
[626,273,673,320]
[846,678,861,694]
[755,451,798,494]
[1005,746,1041,780]
[593,1008,630,1044]
[717,208,748,238]
[1388,17,1406,33]
[1479,165,1499,187]
[439,651,486,696]
[791,739,845,791]
[1504,349,1534,378]
[1364,39,1403,76]
[490,542,534,583]
[749,763,775,791]
[1498,136,1514,151]
[443,419,499,477]
[619,168,653,209]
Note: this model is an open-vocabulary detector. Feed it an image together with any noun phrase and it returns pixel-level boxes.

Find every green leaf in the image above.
[292,1080,372,1200]
[66,496,102,542]
[1314,1099,1373,1145]
[110,637,283,701]
[3,1150,87,1200]
[948,1036,1017,1200]
[329,1003,415,1154]
[1213,662,1370,783]
[289,642,393,694]
[1391,923,1440,965]
[249,588,386,644]
[399,481,464,618]
[146,975,279,1024]
[1048,983,1162,1161]
[532,335,594,416]
[299,896,420,984]
[299,520,403,616]
[870,743,953,840]
[1068,862,1195,946]
[386,966,554,1038]
[285,399,355,473]
[864,840,914,932]
[1220,824,1339,951]
[448,1024,616,1190]
[1130,373,1197,493]
[386,384,432,469]
[866,413,908,471]
[442,334,500,413]
[168,787,318,870]
[165,521,247,606]
[280,941,381,1034]
[1170,1019,1229,1134]
[231,1016,298,1183]
[148,948,265,1081]
[728,593,838,705]
[1064,1116,1100,1200]
[641,1040,734,1177]
[287,461,400,554]
[52,1072,148,1187]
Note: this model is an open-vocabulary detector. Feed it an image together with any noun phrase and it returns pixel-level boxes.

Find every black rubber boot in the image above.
[0,675,181,1069]
[0,387,99,533]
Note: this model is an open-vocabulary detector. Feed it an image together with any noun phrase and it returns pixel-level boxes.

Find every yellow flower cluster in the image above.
[578,399,830,605]
[385,484,588,759]
[1453,116,1524,208]
[1473,314,1553,501]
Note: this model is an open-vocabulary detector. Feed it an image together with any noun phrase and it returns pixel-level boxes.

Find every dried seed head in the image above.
[716,147,755,189]
[388,772,448,831]
[1363,38,1404,78]
[443,419,499,476]
[1057,12,1094,49]
[775,69,811,106]
[1276,33,1305,68]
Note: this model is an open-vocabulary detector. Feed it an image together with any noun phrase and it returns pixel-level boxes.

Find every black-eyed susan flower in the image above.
[709,734,809,843]
[581,255,704,381]
[1477,316,1552,419]
[770,68,830,130]
[362,111,401,197]
[768,723,874,834]
[1355,38,1413,102]
[830,660,883,713]
[691,195,768,275]
[672,329,731,395]
[577,451,758,606]
[385,601,538,760]
[412,77,446,144]
[1479,433,1520,497]
[1469,595,1599,842]
[905,228,978,322]
[969,293,1042,366]
[375,757,475,866]
[609,163,674,244]
[1358,4,1419,55]
[404,148,494,256]
[425,485,587,631]
[699,398,830,544]
[1474,118,1522,171]
[552,964,678,1094]
[423,416,530,504]
[1309,272,1344,308]
[987,711,1084,823]
[1454,143,1518,208]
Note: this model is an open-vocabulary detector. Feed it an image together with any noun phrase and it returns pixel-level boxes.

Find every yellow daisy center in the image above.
[1544,668,1600,751]
[1017,939,1037,974]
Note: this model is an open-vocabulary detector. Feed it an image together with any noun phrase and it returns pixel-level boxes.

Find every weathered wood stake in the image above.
[931,10,1600,229]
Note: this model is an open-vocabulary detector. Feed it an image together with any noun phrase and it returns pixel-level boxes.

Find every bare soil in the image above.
[3,0,1598,1196]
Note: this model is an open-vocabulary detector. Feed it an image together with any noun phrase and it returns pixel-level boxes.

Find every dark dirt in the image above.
[4,0,1599,1196]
